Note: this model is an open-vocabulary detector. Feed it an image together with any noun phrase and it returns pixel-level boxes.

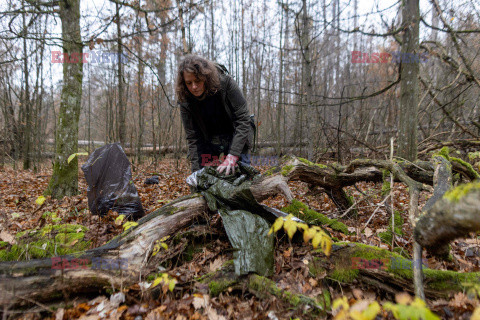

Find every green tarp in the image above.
[194,164,275,276]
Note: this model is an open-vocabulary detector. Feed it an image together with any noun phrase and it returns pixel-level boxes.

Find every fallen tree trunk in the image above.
[0,194,208,309]
[0,174,295,309]
[415,182,480,257]
[196,242,480,300]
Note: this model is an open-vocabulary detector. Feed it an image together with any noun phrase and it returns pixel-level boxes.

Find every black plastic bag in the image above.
[81,143,144,220]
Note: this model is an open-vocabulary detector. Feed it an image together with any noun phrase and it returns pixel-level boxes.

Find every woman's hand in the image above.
[217,154,239,175]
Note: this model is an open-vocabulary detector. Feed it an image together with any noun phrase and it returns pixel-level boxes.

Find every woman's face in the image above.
[184,71,205,97]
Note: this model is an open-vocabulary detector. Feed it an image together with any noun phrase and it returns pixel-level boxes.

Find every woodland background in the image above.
[1,0,479,169]
[1,0,480,319]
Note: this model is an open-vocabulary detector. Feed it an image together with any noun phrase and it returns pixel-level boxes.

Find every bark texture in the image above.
[45,0,83,199]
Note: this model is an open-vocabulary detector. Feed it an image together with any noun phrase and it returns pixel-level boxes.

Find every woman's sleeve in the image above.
[180,104,202,172]
[225,76,251,157]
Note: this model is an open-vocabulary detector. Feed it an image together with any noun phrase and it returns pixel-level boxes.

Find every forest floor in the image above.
[0,157,479,319]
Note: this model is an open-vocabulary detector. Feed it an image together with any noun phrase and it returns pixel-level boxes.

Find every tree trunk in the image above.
[397,0,420,161]
[22,0,32,170]
[116,2,126,145]
[45,0,83,199]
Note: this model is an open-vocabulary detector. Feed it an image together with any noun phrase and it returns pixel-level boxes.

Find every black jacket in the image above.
[180,74,253,172]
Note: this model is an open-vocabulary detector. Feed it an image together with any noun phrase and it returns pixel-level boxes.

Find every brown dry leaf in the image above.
[192,294,209,310]
[209,257,225,272]
[395,292,412,304]
[206,307,226,320]
[283,247,292,258]
[350,300,370,312]
[0,230,16,245]
[364,227,373,238]
[55,308,65,320]
[449,292,471,309]
[352,288,363,300]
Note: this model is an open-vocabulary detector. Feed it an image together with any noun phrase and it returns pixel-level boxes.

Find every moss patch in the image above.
[450,157,480,179]
[0,224,90,261]
[264,166,281,176]
[208,278,237,296]
[443,181,480,202]
[329,268,359,283]
[297,157,327,169]
[281,165,294,177]
[248,274,325,313]
[327,242,480,294]
[282,200,348,234]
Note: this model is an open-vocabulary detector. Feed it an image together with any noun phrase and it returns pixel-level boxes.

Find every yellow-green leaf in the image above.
[320,235,332,256]
[471,306,480,320]
[35,196,46,206]
[115,215,125,226]
[362,301,381,320]
[312,232,322,249]
[272,217,284,233]
[297,223,308,231]
[168,278,176,292]
[152,244,160,256]
[332,297,349,311]
[284,219,297,239]
[303,228,315,243]
[67,152,89,164]
[151,277,163,288]
[123,221,138,231]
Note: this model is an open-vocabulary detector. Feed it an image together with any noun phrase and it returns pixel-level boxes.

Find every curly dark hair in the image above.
[175,54,221,103]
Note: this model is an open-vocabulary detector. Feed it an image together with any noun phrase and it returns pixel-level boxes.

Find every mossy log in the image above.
[0,175,297,309]
[196,260,328,317]
[415,182,480,257]
[197,242,478,307]
[317,243,480,299]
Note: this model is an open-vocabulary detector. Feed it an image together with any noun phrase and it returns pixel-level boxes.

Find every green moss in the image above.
[393,247,411,258]
[468,152,480,161]
[55,232,85,246]
[0,224,90,261]
[248,274,324,312]
[209,278,237,296]
[450,157,480,179]
[329,242,480,293]
[297,157,327,169]
[309,258,327,277]
[264,166,281,176]
[281,165,294,177]
[0,241,8,249]
[321,290,331,310]
[424,269,480,291]
[282,200,348,234]
[434,146,450,160]
[381,169,391,196]
[329,269,359,283]
[443,181,480,202]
